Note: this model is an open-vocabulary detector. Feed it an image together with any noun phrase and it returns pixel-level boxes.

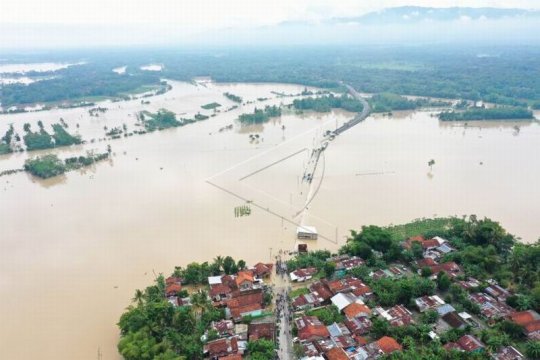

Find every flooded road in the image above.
[0,81,539,359]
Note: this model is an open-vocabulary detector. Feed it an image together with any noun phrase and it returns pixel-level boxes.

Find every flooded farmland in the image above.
[0,81,539,359]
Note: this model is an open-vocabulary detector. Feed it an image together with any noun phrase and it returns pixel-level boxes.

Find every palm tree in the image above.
[428,159,435,171]
[132,289,145,306]
[526,341,540,359]
[213,256,224,272]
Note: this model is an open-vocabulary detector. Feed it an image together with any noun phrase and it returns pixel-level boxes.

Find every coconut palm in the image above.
[132,289,145,306]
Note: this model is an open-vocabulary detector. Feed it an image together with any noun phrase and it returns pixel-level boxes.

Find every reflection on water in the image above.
[0,81,538,360]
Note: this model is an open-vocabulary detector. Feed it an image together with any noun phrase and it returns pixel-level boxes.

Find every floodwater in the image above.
[0,81,539,360]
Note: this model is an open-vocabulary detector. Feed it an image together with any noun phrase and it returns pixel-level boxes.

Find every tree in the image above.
[437,272,451,291]
[213,256,224,272]
[526,341,540,359]
[428,159,435,171]
[411,242,424,260]
[420,310,439,325]
[132,289,145,307]
[247,339,274,359]
[421,267,432,278]
[324,262,336,277]
[223,256,237,275]
[237,259,246,270]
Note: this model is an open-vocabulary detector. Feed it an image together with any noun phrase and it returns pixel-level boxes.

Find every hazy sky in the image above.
[2,0,539,27]
[1,0,539,49]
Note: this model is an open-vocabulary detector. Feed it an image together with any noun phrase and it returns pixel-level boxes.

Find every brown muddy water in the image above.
[0,81,539,359]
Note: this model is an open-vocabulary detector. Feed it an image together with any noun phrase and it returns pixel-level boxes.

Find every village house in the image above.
[251,262,273,279]
[295,316,331,342]
[469,292,514,321]
[333,256,365,271]
[248,321,275,341]
[484,284,511,302]
[203,337,239,359]
[492,346,525,360]
[325,277,372,299]
[343,303,371,319]
[331,292,363,312]
[310,281,334,302]
[344,315,373,336]
[374,305,414,327]
[457,277,482,290]
[210,319,235,338]
[444,334,485,353]
[415,295,446,312]
[509,310,540,340]
[292,291,325,311]
[325,347,349,360]
[370,266,407,280]
[440,311,468,330]
[235,271,255,291]
[290,267,318,282]
[225,289,264,322]
[428,261,462,279]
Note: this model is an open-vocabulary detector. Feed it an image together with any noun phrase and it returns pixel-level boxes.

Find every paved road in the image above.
[274,257,293,360]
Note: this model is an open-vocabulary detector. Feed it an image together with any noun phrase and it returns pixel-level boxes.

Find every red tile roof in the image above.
[165,283,182,296]
[325,347,349,360]
[524,320,540,333]
[377,336,402,354]
[510,310,540,326]
[229,303,262,320]
[343,303,371,319]
[235,271,254,287]
[210,283,232,297]
[309,281,333,300]
[457,335,484,352]
[295,316,330,341]
[253,262,273,277]
[206,337,238,357]
[248,322,275,341]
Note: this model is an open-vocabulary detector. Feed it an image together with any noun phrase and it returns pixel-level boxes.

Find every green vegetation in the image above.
[194,113,209,121]
[24,154,65,178]
[51,124,82,146]
[173,255,246,285]
[0,125,15,154]
[223,92,242,103]
[118,276,223,360]
[23,123,53,151]
[22,122,82,151]
[201,102,221,110]
[247,339,275,360]
[238,105,281,124]
[0,62,161,107]
[369,93,418,113]
[289,287,310,298]
[439,107,534,121]
[306,305,344,326]
[24,152,109,179]
[292,94,364,113]
[141,109,181,131]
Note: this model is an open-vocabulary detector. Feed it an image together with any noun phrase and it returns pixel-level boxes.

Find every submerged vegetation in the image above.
[140,109,181,132]
[369,93,451,113]
[22,122,82,151]
[201,102,221,110]
[24,152,109,179]
[292,94,364,113]
[224,92,242,103]
[238,105,281,124]
[439,107,534,121]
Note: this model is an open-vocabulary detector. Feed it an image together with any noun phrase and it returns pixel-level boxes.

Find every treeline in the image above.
[174,255,247,285]
[0,62,161,107]
[368,93,450,113]
[21,122,81,151]
[3,46,539,107]
[439,107,534,121]
[238,105,281,124]
[24,152,109,179]
[292,94,364,113]
[223,92,242,103]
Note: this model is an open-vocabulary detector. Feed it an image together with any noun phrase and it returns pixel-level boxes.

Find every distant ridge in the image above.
[331,6,540,24]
